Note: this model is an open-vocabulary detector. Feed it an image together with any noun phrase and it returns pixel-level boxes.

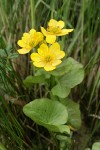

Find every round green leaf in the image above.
[23,98,68,133]
[62,99,81,129]
[92,142,100,150]
[51,83,70,98]
[50,57,84,78]
[59,68,84,88]
[23,75,45,87]
[57,58,84,88]
[35,69,51,79]
[51,57,84,99]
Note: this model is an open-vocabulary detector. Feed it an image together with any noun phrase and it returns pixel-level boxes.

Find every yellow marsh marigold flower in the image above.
[41,19,73,44]
[17,29,43,54]
[30,42,65,71]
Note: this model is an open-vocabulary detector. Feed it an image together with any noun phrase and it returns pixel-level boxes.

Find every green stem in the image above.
[81,0,84,62]
[30,0,35,75]
[50,0,56,18]
[30,0,35,28]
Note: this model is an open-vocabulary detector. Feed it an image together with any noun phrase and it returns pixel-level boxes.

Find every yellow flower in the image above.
[17,29,43,54]
[30,42,65,71]
[41,19,73,44]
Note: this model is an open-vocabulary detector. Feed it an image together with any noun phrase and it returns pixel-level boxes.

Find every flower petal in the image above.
[56,51,65,59]
[33,61,45,67]
[57,21,65,29]
[17,40,25,47]
[46,35,56,44]
[36,32,44,41]
[49,42,60,53]
[23,33,29,37]
[52,60,62,66]
[31,53,41,62]
[57,29,74,36]
[29,29,36,35]
[48,19,57,27]
[17,48,30,54]
[38,44,48,56]
[41,27,47,36]
[44,63,56,71]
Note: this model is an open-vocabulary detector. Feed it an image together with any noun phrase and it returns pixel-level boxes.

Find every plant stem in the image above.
[30,0,35,28]
[81,0,84,62]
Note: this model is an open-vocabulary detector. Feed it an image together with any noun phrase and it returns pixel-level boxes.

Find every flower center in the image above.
[45,56,52,62]
[29,41,34,47]
[47,27,61,34]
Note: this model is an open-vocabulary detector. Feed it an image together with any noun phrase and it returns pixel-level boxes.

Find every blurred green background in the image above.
[0,0,100,149]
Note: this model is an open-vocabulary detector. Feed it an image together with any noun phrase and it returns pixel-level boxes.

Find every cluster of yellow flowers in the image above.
[17,19,73,71]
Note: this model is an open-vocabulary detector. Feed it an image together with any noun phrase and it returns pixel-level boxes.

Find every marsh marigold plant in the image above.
[17,18,85,149]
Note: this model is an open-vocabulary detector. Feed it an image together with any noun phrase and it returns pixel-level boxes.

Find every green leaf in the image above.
[50,57,73,76]
[62,99,81,129]
[50,57,84,77]
[51,57,84,98]
[44,124,70,134]
[0,143,7,150]
[59,68,84,88]
[23,98,69,134]
[51,83,70,98]
[92,142,100,150]
[9,52,19,59]
[58,58,84,88]
[56,125,70,134]
[35,69,51,79]
[23,75,45,87]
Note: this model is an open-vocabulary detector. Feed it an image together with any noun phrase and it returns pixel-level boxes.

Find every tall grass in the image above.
[0,0,100,149]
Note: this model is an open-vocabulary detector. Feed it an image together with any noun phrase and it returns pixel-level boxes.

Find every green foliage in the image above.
[0,47,26,149]
[0,47,24,96]
[59,59,84,89]
[51,83,70,98]
[85,142,100,150]
[51,57,84,98]
[0,96,24,148]
[0,143,7,150]
[56,135,72,150]
[23,56,83,138]
[23,75,46,87]
[23,55,83,141]
[50,58,73,76]
[23,98,70,134]
[92,142,100,150]
[62,99,81,129]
